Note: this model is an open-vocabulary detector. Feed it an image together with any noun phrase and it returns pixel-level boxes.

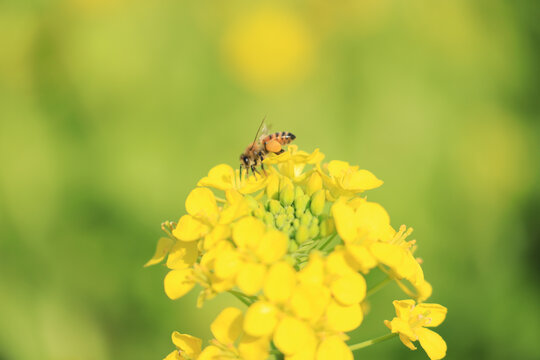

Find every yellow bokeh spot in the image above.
[222,6,314,91]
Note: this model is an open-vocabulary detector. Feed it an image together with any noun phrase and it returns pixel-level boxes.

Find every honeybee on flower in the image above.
[239,118,296,177]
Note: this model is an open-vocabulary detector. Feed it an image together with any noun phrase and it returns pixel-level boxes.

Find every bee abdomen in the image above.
[263,131,296,145]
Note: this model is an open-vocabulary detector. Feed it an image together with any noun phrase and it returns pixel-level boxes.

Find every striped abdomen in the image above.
[262,131,296,146]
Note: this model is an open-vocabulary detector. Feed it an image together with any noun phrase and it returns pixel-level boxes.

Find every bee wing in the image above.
[258,123,272,142]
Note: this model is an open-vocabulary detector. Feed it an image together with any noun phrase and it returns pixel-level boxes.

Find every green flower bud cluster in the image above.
[253,177,327,249]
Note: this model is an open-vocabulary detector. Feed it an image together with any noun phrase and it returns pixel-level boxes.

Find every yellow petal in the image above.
[342,169,383,191]
[186,187,219,222]
[255,230,288,264]
[414,303,448,327]
[345,244,378,273]
[214,249,242,279]
[290,283,330,322]
[273,316,316,355]
[330,272,367,306]
[197,164,234,191]
[171,331,202,358]
[203,224,231,250]
[243,301,279,337]
[399,333,417,350]
[210,307,244,345]
[164,269,195,300]
[327,160,350,178]
[331,201,357,243]
[209,273,235,293]
[416,280,433,303]
[220,198,251,224]
[236,262,267,295]
[163,350,180,360]
[173,215,210,242]
[263,261,296,304]
[316,336,353,360]
[166,240,198,269]
[297,252,325,285]
[233,216,266,250]
[355,201,392,241]
[325,249,355,276]
[416,327,447,360]
[144,237,174,267]
[197,345,222,360]
[389,317,416,340]
[325,300,363,332]
[238,334,270,360]
[392,299,416,320]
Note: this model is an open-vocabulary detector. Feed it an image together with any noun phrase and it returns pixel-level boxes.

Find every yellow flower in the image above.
[320,160,383,198]
[198,164,268,194]
[385,299,448,360]
[149,144,446,360]
[163,332,202,360]
[264,145,325,182]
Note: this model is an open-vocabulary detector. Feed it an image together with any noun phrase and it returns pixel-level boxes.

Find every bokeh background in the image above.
[1,0,539,359]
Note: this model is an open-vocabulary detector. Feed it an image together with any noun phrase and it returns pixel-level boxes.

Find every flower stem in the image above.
[228,290,253,306]
[318,233,337,251]
[366,276,393,298]
[348,333,398,351]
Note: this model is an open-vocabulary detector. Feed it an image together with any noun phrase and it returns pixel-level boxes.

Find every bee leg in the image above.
[251,165,260,179]
[277,149,285,154]
[258,152,267,176]
[239,164,243,179]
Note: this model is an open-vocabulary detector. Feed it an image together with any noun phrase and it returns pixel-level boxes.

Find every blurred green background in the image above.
[1,0,539,359]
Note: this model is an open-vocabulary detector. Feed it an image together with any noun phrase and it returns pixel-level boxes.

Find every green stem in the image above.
[348,333,398,351]
[228,290,252,306]
[366,276,393,298]
[318,233,337,251]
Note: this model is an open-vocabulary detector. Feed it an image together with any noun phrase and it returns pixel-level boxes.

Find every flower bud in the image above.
[310,190,326,216]
[253,205,265,219]
[294,186,305,200]
[309,223,320,238]
[306,172,322,196]
[300,211,313,227]
[264,213,275,228]
[275,213,287,229]
[280,183,295,207]
[266,174,280,200]
[293,218,300,230]
[295,225,310,244]
[319,216,335,237]
[295,194,310,217]
[268,199,283,215]
[244,195,259,210]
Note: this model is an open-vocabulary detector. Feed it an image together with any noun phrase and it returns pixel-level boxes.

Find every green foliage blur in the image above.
[1,0,539,359]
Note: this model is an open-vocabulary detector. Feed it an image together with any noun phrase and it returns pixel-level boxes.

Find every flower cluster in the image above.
[147,145,448,360]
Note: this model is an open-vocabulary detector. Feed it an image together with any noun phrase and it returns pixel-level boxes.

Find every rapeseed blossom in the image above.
[147,144,447,359]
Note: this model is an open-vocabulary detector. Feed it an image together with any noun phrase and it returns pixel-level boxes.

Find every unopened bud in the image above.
[310,190,326,216]
[296,225,310,244]
[280,183,295,206]
[306,172,323,196]
[268,199,283,215]
[266,174,280,200]
[295,194,310,217]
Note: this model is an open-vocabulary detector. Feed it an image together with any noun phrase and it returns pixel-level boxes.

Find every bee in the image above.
[240,118,296,177]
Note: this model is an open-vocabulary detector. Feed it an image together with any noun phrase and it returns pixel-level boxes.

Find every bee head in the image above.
[240,154,250,167]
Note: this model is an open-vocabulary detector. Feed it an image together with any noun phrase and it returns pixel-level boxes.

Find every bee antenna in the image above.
[252,115,267,145]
